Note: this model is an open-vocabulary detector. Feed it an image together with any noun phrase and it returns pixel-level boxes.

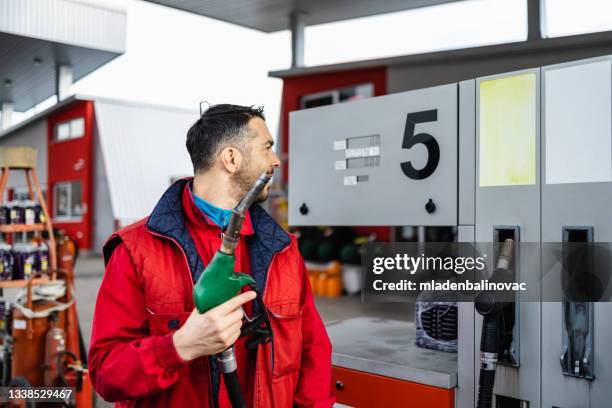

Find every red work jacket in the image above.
[88,179,334,407]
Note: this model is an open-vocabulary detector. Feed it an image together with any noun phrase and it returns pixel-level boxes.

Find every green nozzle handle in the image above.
[193,251,256,313]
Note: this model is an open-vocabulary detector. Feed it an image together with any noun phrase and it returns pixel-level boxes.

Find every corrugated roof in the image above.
[93,99,197,224]
[0,94,195,139]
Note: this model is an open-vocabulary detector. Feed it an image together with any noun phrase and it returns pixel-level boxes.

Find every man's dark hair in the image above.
[186,104,265,173]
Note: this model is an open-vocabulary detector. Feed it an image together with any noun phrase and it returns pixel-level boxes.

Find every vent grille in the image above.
[420,304,458,341]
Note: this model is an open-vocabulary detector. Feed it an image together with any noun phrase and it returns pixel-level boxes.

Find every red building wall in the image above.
[47,100,95,250]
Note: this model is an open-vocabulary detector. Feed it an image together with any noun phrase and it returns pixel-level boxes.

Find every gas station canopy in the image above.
[0,32,123,112]
[0,0,126,112]
[145,0,462,32]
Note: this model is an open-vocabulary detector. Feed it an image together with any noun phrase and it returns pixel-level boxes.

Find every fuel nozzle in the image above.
[475,239,514,316]
[496,238,513,271]
[220,172,272,255]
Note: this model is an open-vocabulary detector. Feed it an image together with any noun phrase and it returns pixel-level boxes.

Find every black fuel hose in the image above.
[476,314,499,408]
[223,371,245,408]
[218,347,245,408]
[475,239,514,408]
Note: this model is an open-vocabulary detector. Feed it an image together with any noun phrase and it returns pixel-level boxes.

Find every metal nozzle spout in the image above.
[220,172,272,255]
[235,172,272,214]
[496,239,514,270]
[218,347,238,373]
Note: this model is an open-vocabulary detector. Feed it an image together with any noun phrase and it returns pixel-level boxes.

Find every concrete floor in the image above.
[73,255,414,406]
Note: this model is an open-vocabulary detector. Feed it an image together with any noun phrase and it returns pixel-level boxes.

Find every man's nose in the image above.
[271,152,281,168]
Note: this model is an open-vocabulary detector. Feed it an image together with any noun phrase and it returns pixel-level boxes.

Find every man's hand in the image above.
[172,291,257,361]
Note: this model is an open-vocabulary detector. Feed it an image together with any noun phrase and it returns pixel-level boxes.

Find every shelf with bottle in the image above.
[0,158,70,373]
[0,198,47,233]
[0,165,56,277]
[0,236,51,285]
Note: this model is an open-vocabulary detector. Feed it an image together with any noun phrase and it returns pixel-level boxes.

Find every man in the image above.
[89,104,334,407]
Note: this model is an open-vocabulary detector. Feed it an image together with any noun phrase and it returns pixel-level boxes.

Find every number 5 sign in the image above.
[289,83,458,226]
[401,109,440,180]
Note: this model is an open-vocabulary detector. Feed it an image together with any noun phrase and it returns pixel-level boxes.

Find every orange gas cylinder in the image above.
[11,303,67,386]
[305,262,324,296]
[309,261,344,297]
[324,276,343,297]
[44,312,66,386]
[324,261,343,297]
[56,238,80,362]
[313,272,326,296]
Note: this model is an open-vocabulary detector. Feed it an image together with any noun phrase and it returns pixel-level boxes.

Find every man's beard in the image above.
[231,163,270,204]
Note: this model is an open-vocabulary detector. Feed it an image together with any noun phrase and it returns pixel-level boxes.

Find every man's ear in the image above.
[219,146,243,174]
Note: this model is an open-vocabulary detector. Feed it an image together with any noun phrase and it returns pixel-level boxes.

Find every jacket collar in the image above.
[183,181,254,236]
[146,177,291,284]
[146,178,205,282]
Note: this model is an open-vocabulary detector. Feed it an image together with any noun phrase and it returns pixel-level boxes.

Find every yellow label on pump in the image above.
[479,73,537,187]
